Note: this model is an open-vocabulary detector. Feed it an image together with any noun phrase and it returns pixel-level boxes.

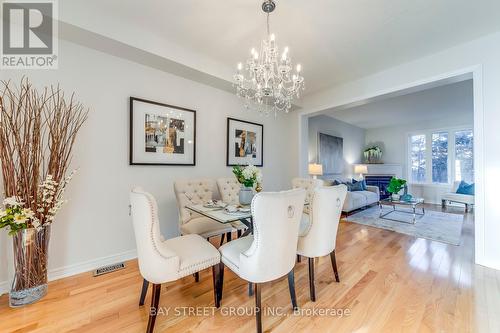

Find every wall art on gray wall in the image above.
[318,133,343,175]
[130,97,196,165]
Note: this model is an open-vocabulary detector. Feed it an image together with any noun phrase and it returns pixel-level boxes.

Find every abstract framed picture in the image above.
[226,118,263,167]
[129,97,196,166]
[318,132,343,175]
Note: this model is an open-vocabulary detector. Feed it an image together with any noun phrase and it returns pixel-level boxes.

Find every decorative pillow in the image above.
[456,181,474,195]
[334,179,352,191]
[352,179,367,191]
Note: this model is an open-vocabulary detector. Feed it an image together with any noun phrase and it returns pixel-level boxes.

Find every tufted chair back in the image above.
[173,179,220,224]
[297,185,347,258]
[292,178,324,213]
[239,189,306,283]
[217,177,241,205]
[130,187,180,283]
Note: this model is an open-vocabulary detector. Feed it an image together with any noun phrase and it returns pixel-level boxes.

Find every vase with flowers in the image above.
[0,79,88,307]
[232,164,262,205]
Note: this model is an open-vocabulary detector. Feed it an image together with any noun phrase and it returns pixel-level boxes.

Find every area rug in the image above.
[346,206,464,245]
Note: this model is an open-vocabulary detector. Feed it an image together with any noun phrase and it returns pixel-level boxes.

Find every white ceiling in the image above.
[323,79,473,129]
[60,1,500,95]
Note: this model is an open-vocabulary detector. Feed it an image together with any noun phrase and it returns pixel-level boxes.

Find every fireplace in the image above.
[365,175,393,200]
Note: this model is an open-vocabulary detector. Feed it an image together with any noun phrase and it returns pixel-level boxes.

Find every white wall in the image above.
[308,115,365,179]
[366,116,473,203]
[0,39,298,291]
[299,30,500,270]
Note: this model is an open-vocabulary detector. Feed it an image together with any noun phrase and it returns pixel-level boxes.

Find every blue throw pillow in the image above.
[350,181,363,191]
[456,181,475,195]
[352,179,367,191]
[334,179,352,191]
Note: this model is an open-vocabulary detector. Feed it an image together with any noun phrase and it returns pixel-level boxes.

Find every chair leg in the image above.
[308,257,316,302]
[139,278,149,306]
[218,262,225,302]
[219,233,225,246]
[254,283,262,333]
[212,265,220,308]
[146,284,161,333]
[193,272,199,282]
[297,254,301,263]
[330,250,340,282]
[227,232,232,242]
[287,269,298,310]
[465,204,469,213]
[237,229,242,238]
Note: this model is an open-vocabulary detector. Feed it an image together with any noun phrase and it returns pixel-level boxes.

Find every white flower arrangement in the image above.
[232,164,263,188]
[0,171,75,235]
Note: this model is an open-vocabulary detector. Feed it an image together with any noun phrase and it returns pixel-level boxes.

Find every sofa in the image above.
[442,181,474,212]
[324,179,380,213]
[342,185,380,213]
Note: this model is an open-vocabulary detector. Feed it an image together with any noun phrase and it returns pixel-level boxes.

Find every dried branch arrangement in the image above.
[0,78,88,304]
[0,78,88,232]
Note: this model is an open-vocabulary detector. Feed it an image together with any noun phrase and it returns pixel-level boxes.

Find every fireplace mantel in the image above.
[355,164,403,178]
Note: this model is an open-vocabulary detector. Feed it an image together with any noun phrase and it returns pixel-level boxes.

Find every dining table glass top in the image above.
[185,204,252,224]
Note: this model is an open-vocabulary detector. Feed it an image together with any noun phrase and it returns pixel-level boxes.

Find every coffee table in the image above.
[379,198,425,224]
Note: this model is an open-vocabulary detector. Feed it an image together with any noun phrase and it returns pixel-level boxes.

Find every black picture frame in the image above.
[129,97,196,166]
[226,117,264,167]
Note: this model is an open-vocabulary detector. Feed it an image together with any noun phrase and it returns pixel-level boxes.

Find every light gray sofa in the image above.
[324,179,380,213]
[342,186,380,213]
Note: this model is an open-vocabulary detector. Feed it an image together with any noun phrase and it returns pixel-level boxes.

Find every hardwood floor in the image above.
[1,204,498,332]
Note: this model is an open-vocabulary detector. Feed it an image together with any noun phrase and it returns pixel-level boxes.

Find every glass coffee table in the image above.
[379,197,425,224]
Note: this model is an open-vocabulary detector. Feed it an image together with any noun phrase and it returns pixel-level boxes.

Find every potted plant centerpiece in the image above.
[386,177,407,201]
[0,79,88,307]
[232,164,262,205]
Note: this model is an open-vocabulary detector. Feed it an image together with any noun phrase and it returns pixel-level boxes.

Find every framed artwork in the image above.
[226,118,263,167]
[318,133,343,175]
[129,97,196,165]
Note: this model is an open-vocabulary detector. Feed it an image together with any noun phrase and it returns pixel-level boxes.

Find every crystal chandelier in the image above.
[234,0,304,116]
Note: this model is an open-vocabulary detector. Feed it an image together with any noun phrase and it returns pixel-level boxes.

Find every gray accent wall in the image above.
[308,115,365,179]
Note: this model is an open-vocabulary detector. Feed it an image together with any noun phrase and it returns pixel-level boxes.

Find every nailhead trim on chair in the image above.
[140,191,177,261]
[242,196,260,257]
[139,189,220,275]
[178,257,220,278]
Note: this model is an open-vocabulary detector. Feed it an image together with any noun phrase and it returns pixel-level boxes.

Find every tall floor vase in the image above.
[9,226,50,307]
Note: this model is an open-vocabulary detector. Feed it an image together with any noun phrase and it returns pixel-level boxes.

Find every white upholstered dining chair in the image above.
[292,177,324,211]
[297,185,347,301]
[216,177,248,238]
[130,187,221,333]
[291,177,324,262]
[217,188,306,333]
[173,178,234,240]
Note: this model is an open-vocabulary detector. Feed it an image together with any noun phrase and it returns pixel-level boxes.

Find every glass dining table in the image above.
[185,204,253,237]
[186,201,309,296]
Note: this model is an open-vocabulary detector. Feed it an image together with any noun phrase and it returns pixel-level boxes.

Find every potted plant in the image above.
[363,146,383,164]
[232,164,262,205]
[0,79,88,307]
[386,177,407,201]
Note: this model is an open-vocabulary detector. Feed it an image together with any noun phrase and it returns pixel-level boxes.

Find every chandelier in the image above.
[234,0,304,116]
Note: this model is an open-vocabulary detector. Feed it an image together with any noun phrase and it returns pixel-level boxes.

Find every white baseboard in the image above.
[0,249,137,296]
[0,280,9,296]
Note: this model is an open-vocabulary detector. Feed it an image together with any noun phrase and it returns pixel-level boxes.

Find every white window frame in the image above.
[407,126,473,186]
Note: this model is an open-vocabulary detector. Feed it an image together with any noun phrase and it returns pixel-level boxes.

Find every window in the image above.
[408,128,473,185]
[410,134,426,183]
[432,132,448,183]
[455,130,474,183]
